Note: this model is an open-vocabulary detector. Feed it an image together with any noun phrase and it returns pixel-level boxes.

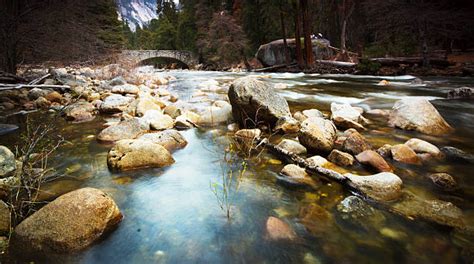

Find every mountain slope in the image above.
[116,0,158,31]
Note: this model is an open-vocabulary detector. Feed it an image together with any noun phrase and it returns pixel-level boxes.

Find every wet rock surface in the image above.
[97,118,145,142]
[388,98,453,135]
[107,139,175,171]
[298,117,337,153]
[228,77,290,127]
[279,164,318,189]
[12,188,122,253]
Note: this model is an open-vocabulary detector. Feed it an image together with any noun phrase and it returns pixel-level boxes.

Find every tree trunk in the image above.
[341,18,347,54]
[1,0,19,74]
[294,1,304,68]
[300,0,314,68]
[279,5,291,65]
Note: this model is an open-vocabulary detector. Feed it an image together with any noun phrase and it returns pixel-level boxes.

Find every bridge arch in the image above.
[120,50,199,68]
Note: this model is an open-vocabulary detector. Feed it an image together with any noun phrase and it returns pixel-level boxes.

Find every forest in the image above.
[1,0,473,73]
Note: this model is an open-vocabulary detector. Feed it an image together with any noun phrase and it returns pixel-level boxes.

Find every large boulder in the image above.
[137,130,187,152]
[345,172,403,201]
[388,98,453,135]
[228,77,290,128]
[97,118,145,142]
[298,117,337,153]
[12,188,122,253]
[107,139,174,171]
[256,38,332,67]
[63,101,96,122]
[0,146,16,178]
[100,94,134,113]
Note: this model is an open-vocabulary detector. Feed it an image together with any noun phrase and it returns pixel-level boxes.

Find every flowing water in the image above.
[2,69,474,263]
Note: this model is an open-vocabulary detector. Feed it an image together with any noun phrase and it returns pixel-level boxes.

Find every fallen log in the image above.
[257,138,401,201]
[28,73,51,85]
[256,137,466,229]
[369,57,450,67]
[0,84,70,91]
[315,60,356,68]
[253,63,297,72]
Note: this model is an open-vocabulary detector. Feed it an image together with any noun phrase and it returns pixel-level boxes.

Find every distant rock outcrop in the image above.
[256,38,332,67]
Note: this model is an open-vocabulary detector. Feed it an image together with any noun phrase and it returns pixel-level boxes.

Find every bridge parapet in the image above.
[120,50,199,68]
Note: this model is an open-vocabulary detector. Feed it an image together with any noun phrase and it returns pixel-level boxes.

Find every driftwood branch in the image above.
[28,73,51,85]
[253,63,298,72]
[315,60,356,68]
[0,84,70,91]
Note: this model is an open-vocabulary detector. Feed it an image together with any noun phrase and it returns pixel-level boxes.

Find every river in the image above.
[2,68,474,263]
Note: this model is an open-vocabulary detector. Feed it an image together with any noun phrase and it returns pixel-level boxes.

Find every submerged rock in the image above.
[0,124,19,136]
[197,100,232,126]
[356,150,392,173]
[428,173,457,191]
[0,146,16,178]
[299,203,334,237]
[337,196,385,232]
[12,188,122,253]
[446,87,473,99]
[388,98,453,135]
[107,139,174,171]
[392,194,464,228]
[279,164,318,189]
[276,139,307,155]
[138,130,187,152]
[345,172,402,201]
[440,146,474,164]
[265,216,297,241]
[298,117,337,153]
[97,118,145,142]
[228,77,291,128]
[328,149,354,167]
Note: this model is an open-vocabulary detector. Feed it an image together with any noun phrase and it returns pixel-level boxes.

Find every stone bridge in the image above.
[120,50,199,68]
